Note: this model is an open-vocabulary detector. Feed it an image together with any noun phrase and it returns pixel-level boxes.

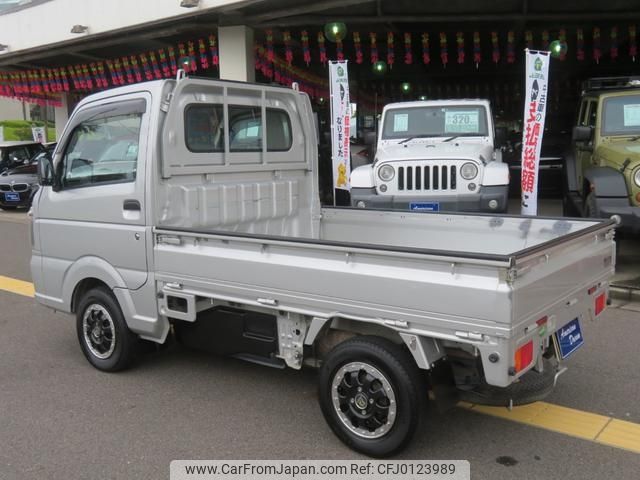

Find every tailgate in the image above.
[510,219,615,332]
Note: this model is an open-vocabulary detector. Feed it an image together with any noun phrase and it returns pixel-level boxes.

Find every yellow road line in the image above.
[0,275,35,297]
[460,401,640,454]
[0,274,638,454]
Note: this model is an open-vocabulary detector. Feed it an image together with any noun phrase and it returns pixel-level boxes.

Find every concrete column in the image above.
[54,93,70,140]
[218,25,255,82]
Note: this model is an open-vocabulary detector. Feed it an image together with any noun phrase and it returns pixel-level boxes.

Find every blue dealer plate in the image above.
[410,202,440,212]
[4,192,20,202]
[555,318,584,359]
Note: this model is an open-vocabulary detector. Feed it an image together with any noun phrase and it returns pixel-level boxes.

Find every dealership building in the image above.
[0,0,638,139]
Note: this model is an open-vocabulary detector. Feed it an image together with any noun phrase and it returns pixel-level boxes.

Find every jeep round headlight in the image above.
[378,164,395,182]
[460,162,478,180]
[634,168,640,188]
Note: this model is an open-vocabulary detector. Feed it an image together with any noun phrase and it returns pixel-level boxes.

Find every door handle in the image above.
[123,199,141,211]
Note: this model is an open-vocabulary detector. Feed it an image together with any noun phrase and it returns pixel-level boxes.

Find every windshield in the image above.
[381,105,489,139]
[602,94,640,136]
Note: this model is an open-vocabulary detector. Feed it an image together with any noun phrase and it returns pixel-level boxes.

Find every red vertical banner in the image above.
[439,32,448,67]
[404,32,413,64]
[422,33,430,65]
[318,31,327,65]
[593,27,601,64]
[473,31,481,67]
[336,33,344,61]
[558,29,567,61]
[301,31,311,65]
[370,32,378,64]
[82,64,93,89]
[507,31,515,63]
[610,26,618,60]
[266,30,274,62]
[491,32,500,63]
[283,31,293,64]
[158,49,171,77]
[122,57,134,83]
[456,32,464,64]
[167,46,178,74]
[198,40,209,70]
[208,34,218,67]
[576,28,585,61]
[387,32,394,67]
[353,32,362,64]
[186,42,197,72]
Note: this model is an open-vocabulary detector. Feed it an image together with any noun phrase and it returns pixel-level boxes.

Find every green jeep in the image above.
[564,77,640,233]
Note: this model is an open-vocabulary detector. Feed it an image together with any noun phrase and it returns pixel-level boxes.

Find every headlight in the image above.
[460,162,478,180]
[378,164,395,182]
[634,168,640,187]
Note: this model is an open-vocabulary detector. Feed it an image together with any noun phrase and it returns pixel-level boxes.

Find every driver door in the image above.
[37,94,150,304]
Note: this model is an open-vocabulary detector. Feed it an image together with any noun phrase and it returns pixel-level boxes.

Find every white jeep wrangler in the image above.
[351,99,509,213]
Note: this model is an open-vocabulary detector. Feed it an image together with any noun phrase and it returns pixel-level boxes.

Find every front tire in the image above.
[318,336,423,457]
[76,287,137,372]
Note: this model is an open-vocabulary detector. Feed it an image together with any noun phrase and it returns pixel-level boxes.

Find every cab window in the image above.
[61,111,142,189]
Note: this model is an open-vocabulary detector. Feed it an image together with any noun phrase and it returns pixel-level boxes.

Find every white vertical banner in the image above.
[329,61,351,193]
[520,50,550,216]
[0,126,4,142]
[32,126,46,143]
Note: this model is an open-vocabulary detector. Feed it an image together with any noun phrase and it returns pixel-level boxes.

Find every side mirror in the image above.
[572,126,593,142]
[494,126,508,148]
[37,155,54,187]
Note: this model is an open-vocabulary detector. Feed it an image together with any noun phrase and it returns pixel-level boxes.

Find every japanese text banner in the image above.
[329,61,351,191]
[521,50,550,215]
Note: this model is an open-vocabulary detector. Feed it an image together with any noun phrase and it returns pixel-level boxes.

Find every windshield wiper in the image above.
[442,135,460,142]
[398,134,432,144]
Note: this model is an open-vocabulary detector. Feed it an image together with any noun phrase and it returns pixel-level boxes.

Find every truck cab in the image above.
[564,77,640,232]
[350,99,509,213]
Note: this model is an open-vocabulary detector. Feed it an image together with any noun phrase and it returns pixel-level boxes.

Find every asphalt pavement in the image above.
[1,209,639,480]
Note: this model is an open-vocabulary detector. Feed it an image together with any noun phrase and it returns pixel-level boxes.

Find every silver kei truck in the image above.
[31,76,616,457]
[351,99,510,214]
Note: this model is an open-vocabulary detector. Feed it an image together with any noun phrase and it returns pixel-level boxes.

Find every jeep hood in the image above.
[376,140,494,163]
[596,142,640,168]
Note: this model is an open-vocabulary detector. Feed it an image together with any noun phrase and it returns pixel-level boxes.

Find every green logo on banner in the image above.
[534,57,543,71]
[337,66,345,77]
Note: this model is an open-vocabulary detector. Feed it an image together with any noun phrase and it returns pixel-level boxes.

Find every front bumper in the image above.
[350,185,509,213]
[598,200,640,233]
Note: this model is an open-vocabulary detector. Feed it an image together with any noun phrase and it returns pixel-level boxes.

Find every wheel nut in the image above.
[357,387,362,392]
[369,398,374,404]
[361,410,366,415]
[350,398,355,404]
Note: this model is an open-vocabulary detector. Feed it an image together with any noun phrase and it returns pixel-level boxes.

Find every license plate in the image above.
[4,192,20,202]
[555,318,584,359]
[410,202,439,212]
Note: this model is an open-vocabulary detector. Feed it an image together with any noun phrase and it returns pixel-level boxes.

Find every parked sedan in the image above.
[0,149,50,210]
[0,141,44,173]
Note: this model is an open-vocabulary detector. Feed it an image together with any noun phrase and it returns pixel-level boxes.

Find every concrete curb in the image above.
[609,285,640,303]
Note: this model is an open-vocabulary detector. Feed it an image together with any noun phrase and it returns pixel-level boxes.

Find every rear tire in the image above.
[318,336,423,457]
[76,287,137,372]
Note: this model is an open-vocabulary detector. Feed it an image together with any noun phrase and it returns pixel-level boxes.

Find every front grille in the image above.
[11,183,29,192]
[397,165,457,191]
[0,184,10,192]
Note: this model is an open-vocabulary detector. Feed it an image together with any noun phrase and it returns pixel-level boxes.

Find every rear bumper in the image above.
[350,185,509,213]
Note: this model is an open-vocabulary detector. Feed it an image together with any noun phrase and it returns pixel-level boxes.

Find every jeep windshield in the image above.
[381,105,489,140]
[602,94,640,136]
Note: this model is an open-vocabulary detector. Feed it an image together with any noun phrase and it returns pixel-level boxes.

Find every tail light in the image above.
[595,293,606,316]
[514,340,534,373]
